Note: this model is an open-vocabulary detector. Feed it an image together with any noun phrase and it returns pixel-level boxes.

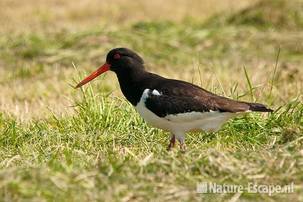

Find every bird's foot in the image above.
[179,143,186,153]
[167,135,176,151]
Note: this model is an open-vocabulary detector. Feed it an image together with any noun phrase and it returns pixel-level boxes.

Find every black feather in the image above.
[248,103,273,112]
[145,93,212,117]
[106,48,273,114]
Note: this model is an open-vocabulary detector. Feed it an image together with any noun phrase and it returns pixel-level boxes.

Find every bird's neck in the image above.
[115,67,149,106]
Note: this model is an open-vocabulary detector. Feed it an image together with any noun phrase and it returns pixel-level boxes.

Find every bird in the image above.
[76,48,273,151]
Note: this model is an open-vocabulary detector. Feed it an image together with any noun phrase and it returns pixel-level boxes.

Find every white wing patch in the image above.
[141,89,161,102]
[151,89,161,96]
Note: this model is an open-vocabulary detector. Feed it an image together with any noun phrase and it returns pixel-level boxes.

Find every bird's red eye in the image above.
[114,53,121,59]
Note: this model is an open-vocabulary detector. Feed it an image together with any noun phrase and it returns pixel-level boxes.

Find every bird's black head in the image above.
[106,48,144,73]
[76,48,144,88]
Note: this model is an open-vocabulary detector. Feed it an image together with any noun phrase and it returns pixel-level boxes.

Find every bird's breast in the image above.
[135,89,170,130]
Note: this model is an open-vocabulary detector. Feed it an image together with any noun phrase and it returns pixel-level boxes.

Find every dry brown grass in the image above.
[0,0,301,121]
[0,0,255,33]
[0,0,260,120]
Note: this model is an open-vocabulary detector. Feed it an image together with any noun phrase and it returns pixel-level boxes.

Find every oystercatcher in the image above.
[76,48,273,151]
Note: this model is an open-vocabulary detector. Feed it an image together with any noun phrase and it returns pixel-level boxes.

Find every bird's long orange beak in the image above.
[75,63,110,88]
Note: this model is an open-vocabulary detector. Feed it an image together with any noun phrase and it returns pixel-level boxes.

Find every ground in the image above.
[0,0,302,201]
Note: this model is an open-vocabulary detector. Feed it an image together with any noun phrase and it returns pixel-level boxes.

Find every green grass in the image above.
[205,0,303,30]
[0,0,303,201]
[0,86,302,201]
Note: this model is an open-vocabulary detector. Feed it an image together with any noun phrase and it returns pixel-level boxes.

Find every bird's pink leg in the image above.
[179,142,186,153]
[167,134,176,151]
[176,135,186,152]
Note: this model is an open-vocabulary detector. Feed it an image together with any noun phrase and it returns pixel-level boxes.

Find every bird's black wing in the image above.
[144,93,213,117]
[145,75,272,115]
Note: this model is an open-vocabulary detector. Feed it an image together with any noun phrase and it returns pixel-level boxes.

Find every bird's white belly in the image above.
[135,101,172,131]
[135,89,237,133]
[135,104,235,133]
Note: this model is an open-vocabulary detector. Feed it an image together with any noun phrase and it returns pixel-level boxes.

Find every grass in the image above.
[0,0,303,201]
[0,88,302,201]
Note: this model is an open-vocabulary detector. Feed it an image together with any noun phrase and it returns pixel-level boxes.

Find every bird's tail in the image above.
[248,103,273,112]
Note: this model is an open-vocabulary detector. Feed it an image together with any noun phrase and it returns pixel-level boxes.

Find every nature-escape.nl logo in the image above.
[196,182,294,196]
